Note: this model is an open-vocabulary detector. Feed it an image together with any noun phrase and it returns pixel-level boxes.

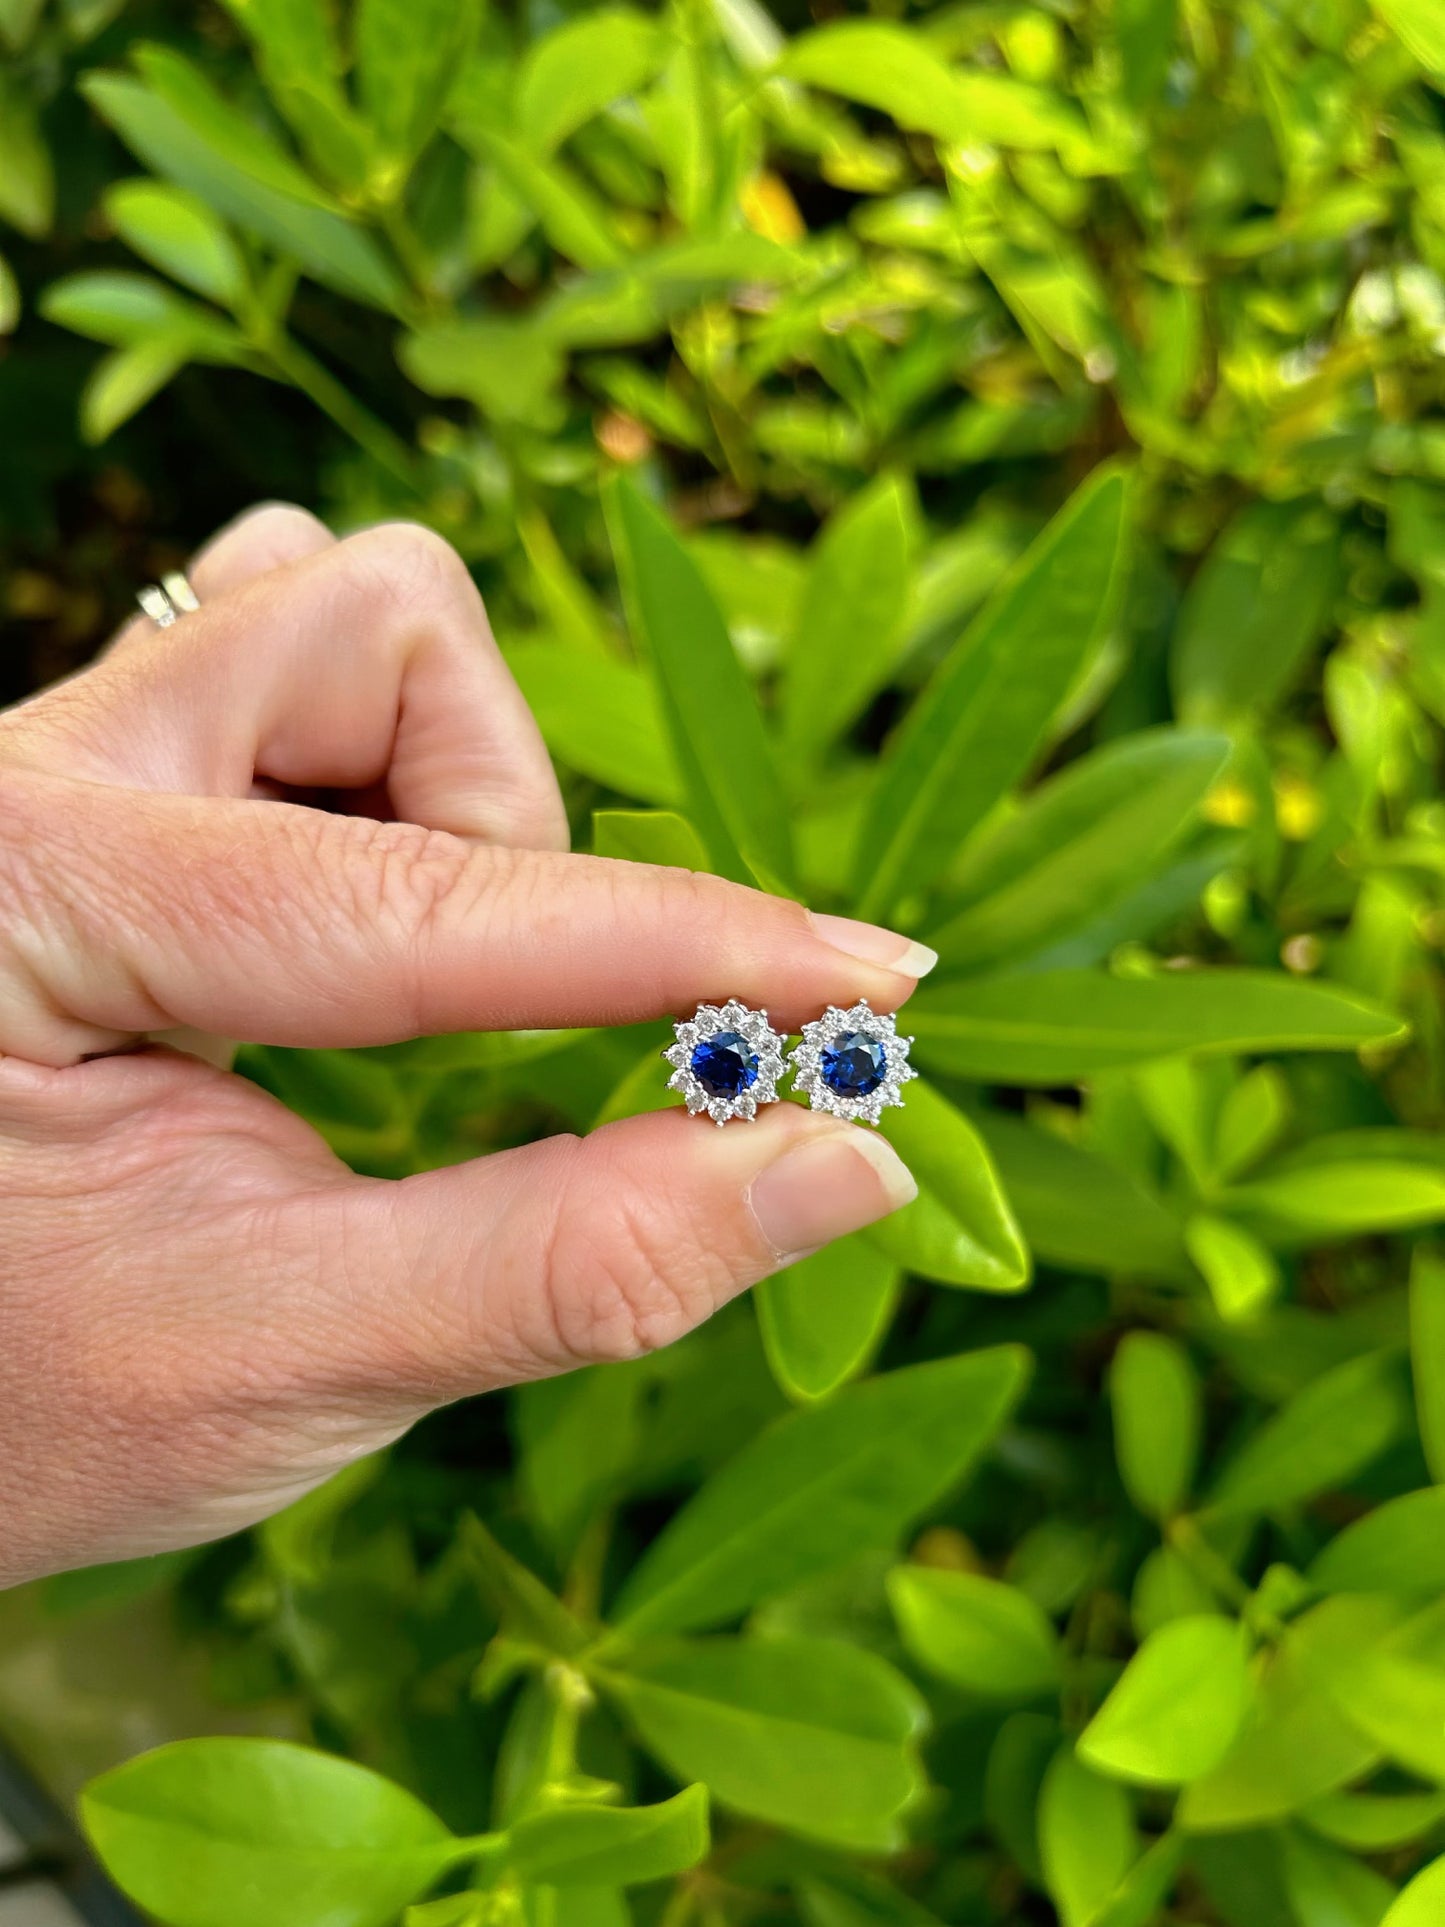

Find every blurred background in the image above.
[7,0,1445,1922]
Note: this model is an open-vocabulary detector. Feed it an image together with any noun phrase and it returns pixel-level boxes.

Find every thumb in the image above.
[5,772,934,1062]
[296,1106,917,1403]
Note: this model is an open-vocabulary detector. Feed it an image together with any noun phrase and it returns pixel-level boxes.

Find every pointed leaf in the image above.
[505,1786,707,1889]
[783,474,911,757]
[854,463,1130,921]
[611,1347,1029,1637]
[104,180,246,306]
[1207,1353,1409,1519]
[506,646,680,806]
[1039,1748,1137,1927]
[909,970,1404,1084]
[81,1740,464,1927]
[1079,1616,1251,1786]
[596,1636,925,1852]
[866,1079,1030,1291]
[604,472,792,887]
[516,10,664,153]
[1109,1332,1201,1521]
[888,1567,1062,1699]
[756,1234,900,1404]
[1171,500,1340,725]
[926,729,1230,975]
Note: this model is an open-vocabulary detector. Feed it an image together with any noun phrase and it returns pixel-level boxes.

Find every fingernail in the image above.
[809,911,938,979]
[749,1126,917,1260]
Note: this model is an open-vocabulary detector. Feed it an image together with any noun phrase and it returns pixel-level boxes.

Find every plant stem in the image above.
[263,328,422,493]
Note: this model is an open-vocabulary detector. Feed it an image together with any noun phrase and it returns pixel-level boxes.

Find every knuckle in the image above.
[219,502,331,567]
[348,522,486,623]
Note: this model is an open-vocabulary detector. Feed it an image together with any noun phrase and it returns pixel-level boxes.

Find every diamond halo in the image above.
[664,1000,788,1126]
[789,997,917,1127]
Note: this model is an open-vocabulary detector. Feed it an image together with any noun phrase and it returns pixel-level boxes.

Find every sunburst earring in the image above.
[789,998,916,1126]
[664,1000,788,1125]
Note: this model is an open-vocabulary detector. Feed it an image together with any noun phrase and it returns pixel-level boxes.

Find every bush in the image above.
[6,0,1445,1921]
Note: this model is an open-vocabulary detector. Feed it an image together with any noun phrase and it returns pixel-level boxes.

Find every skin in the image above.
[0,506,930,1589]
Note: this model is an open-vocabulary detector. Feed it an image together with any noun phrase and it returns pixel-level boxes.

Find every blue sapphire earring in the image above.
[790,999,917,1126]
[664,1000,788,1125]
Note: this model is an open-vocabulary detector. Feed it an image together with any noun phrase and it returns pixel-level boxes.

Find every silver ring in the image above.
[136,571,200,628]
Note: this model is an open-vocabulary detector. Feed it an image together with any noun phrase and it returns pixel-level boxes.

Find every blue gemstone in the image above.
[691,1031,760,1098]
[821,1030,887,1098]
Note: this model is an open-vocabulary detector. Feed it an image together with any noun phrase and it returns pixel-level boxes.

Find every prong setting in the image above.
[789,997,917,1127]
[664,1000,788,1126]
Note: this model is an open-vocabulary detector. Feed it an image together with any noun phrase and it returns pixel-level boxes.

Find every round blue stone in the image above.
[821,1030,887,1098]
[690,1031,760,1098]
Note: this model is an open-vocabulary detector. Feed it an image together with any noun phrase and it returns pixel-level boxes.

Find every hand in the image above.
[0,507,929,1587]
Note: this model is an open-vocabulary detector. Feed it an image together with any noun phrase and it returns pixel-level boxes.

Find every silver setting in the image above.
[664,1000,787,1127]
[137,571,200,628]
[789,997,917,1127]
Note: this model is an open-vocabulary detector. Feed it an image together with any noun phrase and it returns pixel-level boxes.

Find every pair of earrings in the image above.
[664,998,916,1128]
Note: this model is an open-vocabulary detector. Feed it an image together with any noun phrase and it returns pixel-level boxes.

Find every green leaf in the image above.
[260,1457,382,1586]
[355,0,478,169]
[213,0,341,101]
[1280,1828,1397,1927]
[515,10,664,153]
[925,729,1230,975]
[595,1636,925,1851]
[1079,1616,1251,1786]
[854,462,1131,921]
[0,72,54,236]
[782,473,911,758]
[1214,1066,1291,1183]
[755,1234,900,1404]
[80,336,194,442]
[213,0,367,190]
[459,1515,589,1658]
[1305,1817,1391,1927]
[81,65,403,312]
[505,1786,708,1888]
[1384,1857,1445,1927]
[1411,1250,1445,1482]
[1171,500,1341,725]
[1109,1331,1201,1521]
[514,1365,647,1561]
[985,1713,1058,1883]
[1368,0,1445,76]
[0,0,44,50]
[783,22,1083,151]
[1039,1747,1137,1927]
[504,646,680,806]
[604,472,793,888]
[1207,1352,1409,1519]
[866,1079,1030,1292]
[1185,1213,1282,1322]
[400,319,565,426]
[592,810,709,870]
[40,270,218,345]
[104,180,246,306]
[909,970,1403,1085]
[1094,1832,1187,1927]
[1294,1594,1445,1786]
[610,1347,1029,1637]
[1305,1789,1445,1852]
[979,1113,1187,1277]
[1227,1164,1445,1244]
[1180,1613,1379,1832]
[887,1566,1062,1700]
[80,1739,465,1927]
[462,126,623,271]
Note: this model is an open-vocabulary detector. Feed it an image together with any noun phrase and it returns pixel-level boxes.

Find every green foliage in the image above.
[9,0,1445,1918]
